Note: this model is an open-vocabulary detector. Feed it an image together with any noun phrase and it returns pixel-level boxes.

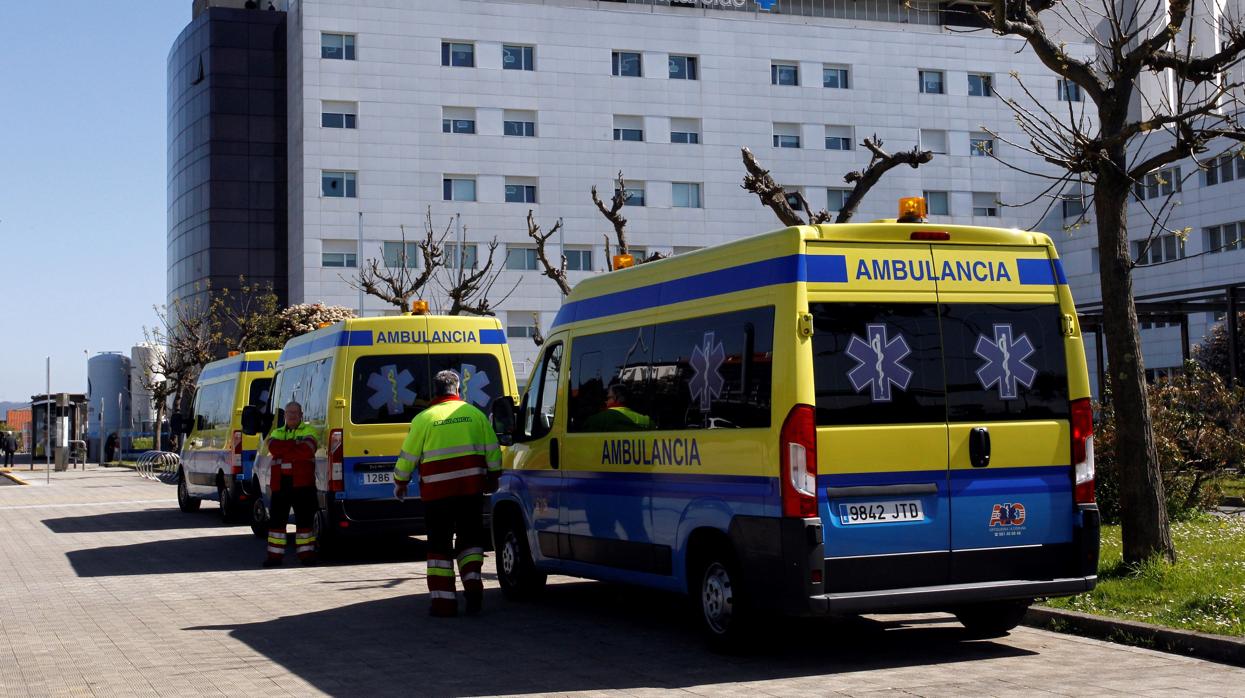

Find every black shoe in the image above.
[262,558,283,568]
[465,592,483,616]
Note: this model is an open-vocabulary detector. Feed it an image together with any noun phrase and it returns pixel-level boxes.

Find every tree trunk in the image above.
[154,401,165,454]
[1094,162,1176,565]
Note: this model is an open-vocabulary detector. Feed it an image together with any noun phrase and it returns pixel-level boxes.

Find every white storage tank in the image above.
[87,352,133,461]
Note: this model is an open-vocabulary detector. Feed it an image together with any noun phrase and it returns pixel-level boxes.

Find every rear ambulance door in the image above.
[345,319,430,500]
[809,242,951,592]
[931,246,1074,582]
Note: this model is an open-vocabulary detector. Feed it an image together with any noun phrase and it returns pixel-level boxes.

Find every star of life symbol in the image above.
[845,324,913,402]
[460,363,492,408]
[688,331,726,412]
[366,364,416,415]
[974,324,1037,400]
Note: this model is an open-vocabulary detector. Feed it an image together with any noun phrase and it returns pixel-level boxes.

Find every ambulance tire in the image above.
[954,599,1031,638]
[690,544,754,653]
[249,492,268,539]
[218,483,237,523]
[495,514,545,600]
[177,469,201,513]
[312,509,336,560]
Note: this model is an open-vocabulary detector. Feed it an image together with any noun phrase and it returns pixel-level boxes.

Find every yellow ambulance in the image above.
[176,350,279,527]
[243,310,519,554]
[490,198,1099,648]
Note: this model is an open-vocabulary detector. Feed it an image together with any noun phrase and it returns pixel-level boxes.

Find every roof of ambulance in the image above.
[564,221,1052,306]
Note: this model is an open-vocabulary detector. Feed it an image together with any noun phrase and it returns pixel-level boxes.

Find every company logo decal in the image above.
[846,324,913,402]
[975,323,1037,399]
[989,502,1027,537]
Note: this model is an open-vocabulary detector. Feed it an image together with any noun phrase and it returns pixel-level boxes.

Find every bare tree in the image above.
[979,0,1245,563]
[144,291,219,451]
[591,171,667,270]
[346,209,448,313]
[527,210,570,296]
[433,226,518,316]
[741,138,933,226]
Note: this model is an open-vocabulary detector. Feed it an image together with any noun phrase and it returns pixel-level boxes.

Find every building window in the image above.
[321,171,357,198]
[919,70,944,94]
[823,65,849,89]
[1205,222,1243,254]
[825,125,853,151]
[618,186,646,207]
[972,192,999,217]
[441,42,475,67]
[669,55,697,80]
[672,182,702,208]
[321,33,356,60]
[321,101,357,129]
[1204,155,1236,186]
[1058,79,1082,102]
[772,62,799,86]
[565,248,592,271]
[970,132,995,156]
[503,44,534,71]
[441,107,477,134]
[505,180,538,203]
[827,188,850,212]
[507,312,540,339]
[612,51,642,77]
[783,187,805,211]
[628,247,648,260]
[924,190,949,215]
[1135,166,1183,199]
[383,242,419,268]
[504,109,536,137]
[443,177,477,202]
[506,247,540,270]
[670,117,701,144]
[322,241,358,268]
[1133,233,1187,265]
[919,129,948,155]
[613,115,644,142]
[968,73,993,97]
[445,243,479,269]
[1061,195,1085,218]
[773,123,801,149]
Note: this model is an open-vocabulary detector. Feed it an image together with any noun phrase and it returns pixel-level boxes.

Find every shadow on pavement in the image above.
[43,508,231,534]
[186,581,1037,695]
[65,530,437,577]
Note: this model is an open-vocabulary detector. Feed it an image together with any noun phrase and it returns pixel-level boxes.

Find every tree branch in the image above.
[740,147,809,227]
[527,210,571,296]
[837,136,934,223]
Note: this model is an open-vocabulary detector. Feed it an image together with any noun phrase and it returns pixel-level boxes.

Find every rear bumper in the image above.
[809,575,1098,615]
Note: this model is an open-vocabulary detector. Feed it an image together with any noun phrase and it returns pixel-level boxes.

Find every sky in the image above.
[0,1,190,401]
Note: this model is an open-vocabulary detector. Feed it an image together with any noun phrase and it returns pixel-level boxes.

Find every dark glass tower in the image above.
[166,5,288,312]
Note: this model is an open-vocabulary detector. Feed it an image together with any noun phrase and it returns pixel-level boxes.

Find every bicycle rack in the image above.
[135,451,181,484]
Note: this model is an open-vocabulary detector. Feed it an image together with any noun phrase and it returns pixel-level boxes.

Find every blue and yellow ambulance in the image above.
[177,350,279,527]
[244,309,519,555]
[490,199,1099,647]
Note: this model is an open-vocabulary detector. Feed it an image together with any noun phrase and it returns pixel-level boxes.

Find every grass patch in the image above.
[1044,515,1245,637]
[1220,472,1245,501]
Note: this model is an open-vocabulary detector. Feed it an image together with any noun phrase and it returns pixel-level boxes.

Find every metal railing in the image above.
[135,451,181,484]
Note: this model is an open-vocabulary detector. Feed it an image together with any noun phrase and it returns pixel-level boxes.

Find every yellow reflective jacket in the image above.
[393,397,500,500]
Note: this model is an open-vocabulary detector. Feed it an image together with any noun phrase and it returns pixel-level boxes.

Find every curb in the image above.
[0,470,30,485]
[1025,606,1245,667]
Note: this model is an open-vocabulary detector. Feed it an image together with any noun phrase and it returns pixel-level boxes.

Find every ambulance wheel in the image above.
[249,496,268,538]
[312,509,335,559]
[691,545,753,652]
[218,484,237,523]
[955,599,1031,638]
[177,469,201,513]
[495,514,545,600]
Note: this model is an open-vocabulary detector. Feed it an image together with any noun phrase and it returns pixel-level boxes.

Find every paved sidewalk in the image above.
[2,468,1244,697]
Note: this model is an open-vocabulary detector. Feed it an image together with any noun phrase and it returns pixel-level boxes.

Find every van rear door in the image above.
[809,242,950,593]
[931,245,1075,582]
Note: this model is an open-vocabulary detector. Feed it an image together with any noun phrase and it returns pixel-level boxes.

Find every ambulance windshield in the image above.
[350,354,504,425]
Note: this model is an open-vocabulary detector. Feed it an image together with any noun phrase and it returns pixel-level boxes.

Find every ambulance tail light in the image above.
[1071,398,1095,504]
[781,404,818,518]
[230,430,244,476]
[328,429,344,492]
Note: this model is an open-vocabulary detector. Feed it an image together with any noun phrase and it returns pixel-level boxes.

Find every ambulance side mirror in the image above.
[240,406,260,436]
[491,398,516,446]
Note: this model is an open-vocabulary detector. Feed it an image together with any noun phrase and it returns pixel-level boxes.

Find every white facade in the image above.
[286,0,1088,372]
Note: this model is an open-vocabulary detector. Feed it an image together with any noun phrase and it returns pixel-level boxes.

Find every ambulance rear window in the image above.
[350,354,504,425]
